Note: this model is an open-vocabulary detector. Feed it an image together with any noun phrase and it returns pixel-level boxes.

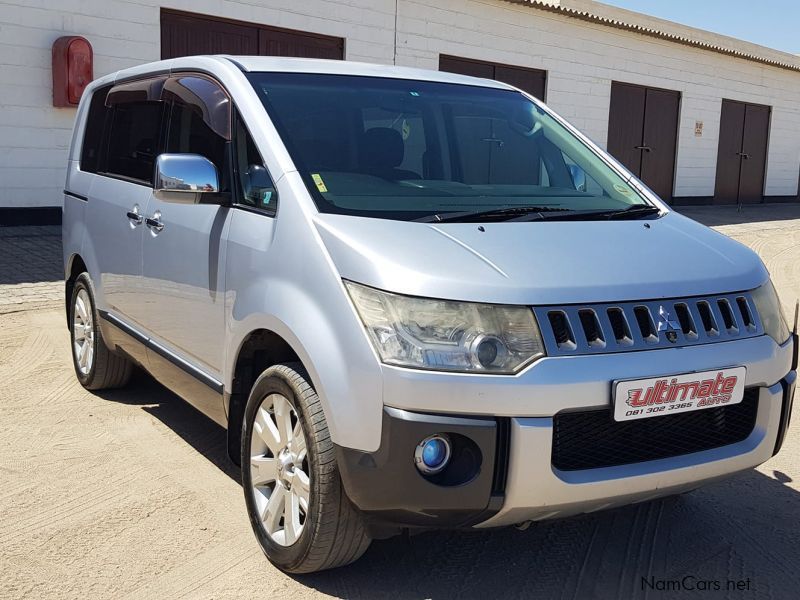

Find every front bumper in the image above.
[337,335,795,531]
[478,371,795,527]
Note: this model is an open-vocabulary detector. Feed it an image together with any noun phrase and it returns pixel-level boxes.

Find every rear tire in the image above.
[242,362,371,573]
[69,273,133,390]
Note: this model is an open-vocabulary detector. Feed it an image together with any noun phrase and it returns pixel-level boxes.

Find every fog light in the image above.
[415,434,452,475]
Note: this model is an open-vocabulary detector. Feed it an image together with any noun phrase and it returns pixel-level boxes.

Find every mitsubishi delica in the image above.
[62,56,798,573]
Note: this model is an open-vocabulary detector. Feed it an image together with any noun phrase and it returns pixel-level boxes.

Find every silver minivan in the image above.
[63,56,797,573]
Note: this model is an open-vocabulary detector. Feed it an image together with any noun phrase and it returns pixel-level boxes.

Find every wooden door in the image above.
[439,55,546,100]
[641,88,680,201]
[607,82,680,202]
[494,65,546,101]
[713,100,746,205]
[161,11,258,58]
[607,83,646,178]
[714,99,770,204]
[258,28,344,60]
[161,10,344,60]
[739,104,770,203]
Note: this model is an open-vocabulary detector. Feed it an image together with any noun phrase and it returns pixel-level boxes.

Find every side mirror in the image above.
[243,164,277,210]
[155,154,219,194]
[568,164,587,193]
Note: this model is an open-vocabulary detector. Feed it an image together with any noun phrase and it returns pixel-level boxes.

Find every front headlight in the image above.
[345,281,545,373]
[752,281,790,344]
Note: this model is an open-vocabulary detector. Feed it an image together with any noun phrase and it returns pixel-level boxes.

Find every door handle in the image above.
[737,152,750,160]
[145,214,164,233]
[634,145,652,152]
[126,206,143,225]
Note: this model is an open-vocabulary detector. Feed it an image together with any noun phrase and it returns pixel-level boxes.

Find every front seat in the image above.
[359,127,420,180]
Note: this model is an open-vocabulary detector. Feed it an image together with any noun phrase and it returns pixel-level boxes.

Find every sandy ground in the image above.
[1,205,800,599]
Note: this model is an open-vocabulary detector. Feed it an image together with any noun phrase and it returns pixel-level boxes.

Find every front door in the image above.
[714,99,770,205]
[607,82,680,202]
[139,75,232,425]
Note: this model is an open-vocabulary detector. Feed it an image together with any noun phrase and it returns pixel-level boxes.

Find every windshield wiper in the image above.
[536,204,662,221]
[414,205,571,223]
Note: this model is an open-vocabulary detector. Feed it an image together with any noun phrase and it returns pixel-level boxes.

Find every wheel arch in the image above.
[65,253,88,326]
[226,328,303,465]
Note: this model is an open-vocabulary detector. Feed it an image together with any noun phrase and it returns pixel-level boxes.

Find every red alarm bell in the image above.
[52,36,93,107]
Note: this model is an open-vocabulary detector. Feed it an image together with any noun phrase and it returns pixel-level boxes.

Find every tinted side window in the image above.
[80,85,111,173]
[234,116,277,214]
[166,102,228,189]
[104,101,164,183]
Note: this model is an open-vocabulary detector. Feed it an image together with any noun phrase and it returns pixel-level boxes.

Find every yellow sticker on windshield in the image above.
[613,183,632,195]
[311,173,328,193]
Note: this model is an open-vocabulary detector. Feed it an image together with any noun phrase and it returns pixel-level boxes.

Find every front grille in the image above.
[552,388,759,471]
[534,292,762,356]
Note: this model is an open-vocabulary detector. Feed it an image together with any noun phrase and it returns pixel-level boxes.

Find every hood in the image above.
[313,212,768,305]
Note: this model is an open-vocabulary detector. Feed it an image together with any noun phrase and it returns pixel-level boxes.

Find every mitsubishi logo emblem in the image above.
[656,305,680,343]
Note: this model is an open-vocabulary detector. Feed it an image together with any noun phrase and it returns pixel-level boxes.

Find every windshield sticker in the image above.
[614,183,632,195]
[311,173,329,193]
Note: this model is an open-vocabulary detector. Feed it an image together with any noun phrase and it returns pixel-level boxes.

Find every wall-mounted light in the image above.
[52,36,93,107]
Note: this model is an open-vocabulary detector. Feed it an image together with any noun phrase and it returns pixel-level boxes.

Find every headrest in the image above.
[360,127,404,169]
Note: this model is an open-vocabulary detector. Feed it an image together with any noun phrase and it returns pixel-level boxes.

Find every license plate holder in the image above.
[613,367,747,422]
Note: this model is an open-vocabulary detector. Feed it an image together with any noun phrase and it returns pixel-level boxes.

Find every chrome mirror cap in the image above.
[155,153,219,193]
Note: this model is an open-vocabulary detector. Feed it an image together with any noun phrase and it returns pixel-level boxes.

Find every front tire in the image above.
[242,363,371,573]
[69,273,133,390]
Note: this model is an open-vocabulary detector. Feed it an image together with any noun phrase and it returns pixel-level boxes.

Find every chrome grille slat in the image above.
[534,291,764,356]
[708,299,730,337]
[686,301,713,342]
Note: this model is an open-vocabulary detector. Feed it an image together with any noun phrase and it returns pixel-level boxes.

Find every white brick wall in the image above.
[395,0,800,199]
[1,0,799,208]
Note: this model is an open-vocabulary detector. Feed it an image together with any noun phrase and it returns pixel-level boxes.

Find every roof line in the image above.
[505,0,800,74]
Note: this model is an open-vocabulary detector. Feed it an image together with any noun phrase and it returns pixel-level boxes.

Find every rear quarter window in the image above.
[80,85,111,174]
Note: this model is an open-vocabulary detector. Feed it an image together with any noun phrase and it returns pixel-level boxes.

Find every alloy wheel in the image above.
[249,393,310,546]
[72,288,95,375]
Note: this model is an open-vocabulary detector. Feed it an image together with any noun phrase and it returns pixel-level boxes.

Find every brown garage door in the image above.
[439,55,546,100]
[714,99,770,205]
[607,82,680,202]
[161,9,344,60]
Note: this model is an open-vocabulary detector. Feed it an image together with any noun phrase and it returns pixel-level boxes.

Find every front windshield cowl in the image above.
[247,72,650,222]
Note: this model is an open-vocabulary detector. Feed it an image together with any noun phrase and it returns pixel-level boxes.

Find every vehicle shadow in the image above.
[678,203,800,228]
[96,369,240,483]
[99,370,800,599]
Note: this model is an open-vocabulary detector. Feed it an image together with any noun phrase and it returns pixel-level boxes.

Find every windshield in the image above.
[247,73,649,221]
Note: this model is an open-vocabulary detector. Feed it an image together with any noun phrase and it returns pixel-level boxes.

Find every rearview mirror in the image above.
[243,164,277,211]
[568,164,587,193]
[155,154,219,194]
